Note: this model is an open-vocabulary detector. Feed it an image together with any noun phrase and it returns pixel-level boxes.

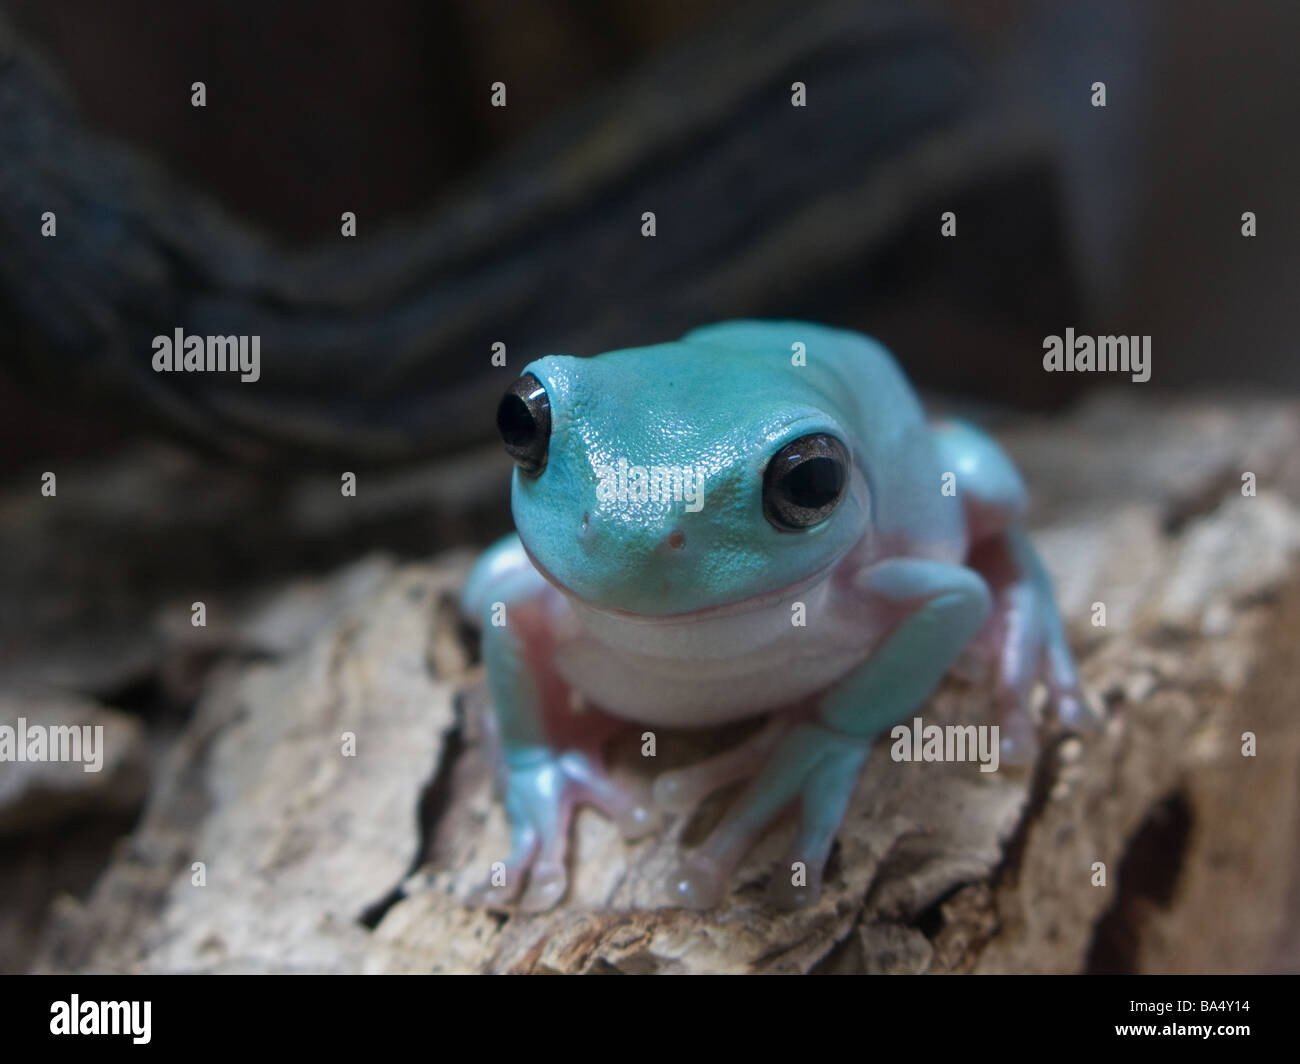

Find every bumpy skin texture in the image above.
[462,321,1088,911]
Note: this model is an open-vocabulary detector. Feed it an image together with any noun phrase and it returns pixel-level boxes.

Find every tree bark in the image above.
[31,393,1300,973]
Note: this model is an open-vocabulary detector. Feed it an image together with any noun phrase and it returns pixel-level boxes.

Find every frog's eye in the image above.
[762,433,849,531]
[497,373,551,475]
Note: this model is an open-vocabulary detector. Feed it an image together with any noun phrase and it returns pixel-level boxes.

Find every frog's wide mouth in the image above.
[518,539,839,623]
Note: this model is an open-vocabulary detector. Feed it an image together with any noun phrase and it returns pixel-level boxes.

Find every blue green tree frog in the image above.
[462,321,1090,911]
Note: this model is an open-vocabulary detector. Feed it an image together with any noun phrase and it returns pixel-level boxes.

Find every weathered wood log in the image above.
[31,393,1300,973]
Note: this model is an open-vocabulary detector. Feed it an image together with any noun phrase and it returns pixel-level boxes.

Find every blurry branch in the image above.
[0,1,1075,466]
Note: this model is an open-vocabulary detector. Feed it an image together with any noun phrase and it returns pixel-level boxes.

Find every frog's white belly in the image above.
[552,572,883,727]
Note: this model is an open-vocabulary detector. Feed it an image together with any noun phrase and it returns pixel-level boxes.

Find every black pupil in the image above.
[785,455,842,508]
[498,393,537,447]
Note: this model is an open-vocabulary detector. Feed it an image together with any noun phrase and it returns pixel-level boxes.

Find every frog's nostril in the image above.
[667,529,686,551]
[577,511,592,545]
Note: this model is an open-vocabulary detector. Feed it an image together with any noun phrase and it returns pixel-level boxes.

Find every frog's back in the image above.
[679,320,928,445]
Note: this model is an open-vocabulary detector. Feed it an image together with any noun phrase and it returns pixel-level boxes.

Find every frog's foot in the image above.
[667,723,868,910]
[652,715,791,814]
[969,528,1100,766]
[1043,633,1097,734]
[480,751,659,912]
[983,577,1045,767]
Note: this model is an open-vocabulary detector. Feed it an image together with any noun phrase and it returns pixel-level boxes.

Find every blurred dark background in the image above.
[3,0,1300,472]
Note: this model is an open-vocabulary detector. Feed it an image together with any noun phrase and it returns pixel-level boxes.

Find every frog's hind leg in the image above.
[934,419,1095,763]
[966,532,1052,762]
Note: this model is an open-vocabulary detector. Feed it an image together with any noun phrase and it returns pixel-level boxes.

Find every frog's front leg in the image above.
[464,535,658,911]
[670,560,992,909]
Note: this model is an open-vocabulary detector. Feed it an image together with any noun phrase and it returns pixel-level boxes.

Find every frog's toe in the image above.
[667,724,866,910]
[474,822,539,908]
[767,855,824,908]
[1034,585,1097,734]
[1051,681,1101,733]
[519,859,568,912]
[767,738,863,908]
[652,716,790,814]
[558,750,661,840]
[651,771,699,815]
[482,750,660,910]
[478,876,523,909]
[668,853,728,910]
[611,800,659,840]
[994,690,1041,767]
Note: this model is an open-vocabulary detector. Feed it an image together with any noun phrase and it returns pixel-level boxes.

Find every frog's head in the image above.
[496,343,869,616]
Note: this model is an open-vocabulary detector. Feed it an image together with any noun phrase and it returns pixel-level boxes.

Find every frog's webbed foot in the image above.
[479,751,659,912]
[664,722,868,911]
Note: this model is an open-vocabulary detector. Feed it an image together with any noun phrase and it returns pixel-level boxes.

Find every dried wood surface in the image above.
[27,393,1300,973]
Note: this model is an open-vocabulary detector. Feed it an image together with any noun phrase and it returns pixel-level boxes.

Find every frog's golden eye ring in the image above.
[497,372,551,476]
[762,433,849,531]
